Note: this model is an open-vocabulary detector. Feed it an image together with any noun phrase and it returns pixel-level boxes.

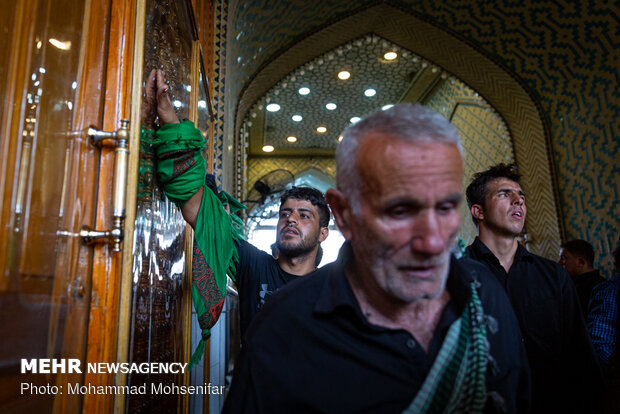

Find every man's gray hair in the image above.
[336,103,462,212]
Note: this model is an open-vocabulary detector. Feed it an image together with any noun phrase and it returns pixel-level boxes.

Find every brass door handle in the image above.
[80,119,129,252]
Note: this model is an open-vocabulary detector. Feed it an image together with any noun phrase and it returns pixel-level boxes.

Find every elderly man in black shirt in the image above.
[223,104,531,413]
[465,163,603,414]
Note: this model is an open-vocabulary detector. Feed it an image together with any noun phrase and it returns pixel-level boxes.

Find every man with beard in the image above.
[465,164,603,414]
[150,69,330,338]
[233,186,329,336]
[222,104,530,413]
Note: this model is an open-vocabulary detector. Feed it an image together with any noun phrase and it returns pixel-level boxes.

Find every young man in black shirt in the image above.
[184,183,330,337]
[151,69,330,337]
[223,104,531,413]
[465,163,603,414]
[233,187,330,335]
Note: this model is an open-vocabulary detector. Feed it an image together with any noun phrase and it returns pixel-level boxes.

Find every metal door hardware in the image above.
[80,119,130,252]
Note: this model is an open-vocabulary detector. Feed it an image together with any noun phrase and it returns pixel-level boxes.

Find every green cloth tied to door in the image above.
[154,120,244,368]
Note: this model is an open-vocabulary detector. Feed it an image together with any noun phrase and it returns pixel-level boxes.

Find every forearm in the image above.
[181,187,202,229]
[153,119,206,222]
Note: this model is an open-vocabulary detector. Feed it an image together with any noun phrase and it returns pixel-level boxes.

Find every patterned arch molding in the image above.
[235,3,562,258]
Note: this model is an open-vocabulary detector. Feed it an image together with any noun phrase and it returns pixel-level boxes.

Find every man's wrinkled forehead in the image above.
[356,134,463,190]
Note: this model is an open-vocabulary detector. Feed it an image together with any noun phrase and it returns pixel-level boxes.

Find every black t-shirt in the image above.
[223,245,531,413]
[234,239,312,337]
[466,237,603,414]
[571,269,605,317]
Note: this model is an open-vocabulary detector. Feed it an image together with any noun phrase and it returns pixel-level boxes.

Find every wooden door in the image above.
[0,0,133,412]
[0,0,208,412]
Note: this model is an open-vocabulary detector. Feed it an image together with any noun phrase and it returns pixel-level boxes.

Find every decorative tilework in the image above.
[245,157,336,196]
[228,0,371,103]
[212,0,227,190]
[391,0,618,272]
[219,0,617,273]
[425,79,515,244]
[248,35,425,150]
[228,3,560,261]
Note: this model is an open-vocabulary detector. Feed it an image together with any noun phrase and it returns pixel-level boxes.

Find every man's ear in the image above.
[577,257,587,269]
[471,204,484,222]
[326,188,352,240]
[318,226,329,243]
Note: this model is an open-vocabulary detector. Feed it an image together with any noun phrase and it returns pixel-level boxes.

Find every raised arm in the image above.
[150,69,242,367]
[151,69,203,227]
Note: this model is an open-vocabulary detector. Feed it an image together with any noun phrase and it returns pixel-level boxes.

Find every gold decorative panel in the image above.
[127,0,195,412]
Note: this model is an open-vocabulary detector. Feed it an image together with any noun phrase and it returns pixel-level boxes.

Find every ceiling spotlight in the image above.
[266,103,281,112]
[298,87,310,95]
[287,136,297,143]
[292,114,303,122]
[325,103,337,110]
[350,117,361,124]
[364,88,376,97]
[316,126,327,133]
[382,104,394,110]
[337,71,351,80]
[262,145,275,152]
[384,51,398,60]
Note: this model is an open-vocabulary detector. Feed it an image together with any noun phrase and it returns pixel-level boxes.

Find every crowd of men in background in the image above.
[150,70,618,413]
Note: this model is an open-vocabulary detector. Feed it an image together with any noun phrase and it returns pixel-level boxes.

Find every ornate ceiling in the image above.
[223,1,570,259]
[242,34,444,156]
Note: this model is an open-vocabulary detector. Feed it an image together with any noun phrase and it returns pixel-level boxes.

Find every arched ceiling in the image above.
[225,1,564,258]
[242,34,446,156]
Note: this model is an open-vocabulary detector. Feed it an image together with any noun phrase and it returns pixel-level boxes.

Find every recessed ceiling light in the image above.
[337,71,350,80]
[382,104,394,110]
[350,117,361,123]
[298,87,310,95]
[316,126,327,133]
[338,135,343,142]
[325,103,337,110]
[384,51,398,60]
[262,145,274,152]
[287,136,297,143]
[364,88,376,97]
[292,114,303,122]
[266,103,281,112]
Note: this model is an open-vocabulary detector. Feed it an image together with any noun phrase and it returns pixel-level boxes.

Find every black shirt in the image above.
[234,239,312,336]
[466,237,603,414]
[571,269,605,318]
[223,245,530,414]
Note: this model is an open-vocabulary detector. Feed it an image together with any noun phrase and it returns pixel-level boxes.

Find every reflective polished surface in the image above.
[126,0,195,412]
[0,0,93,412]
